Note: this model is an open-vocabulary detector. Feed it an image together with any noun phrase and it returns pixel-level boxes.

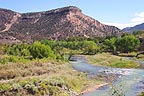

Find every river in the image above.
[70,56,144,96]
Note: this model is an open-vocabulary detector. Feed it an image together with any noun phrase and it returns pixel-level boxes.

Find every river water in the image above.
[70,56,144,96]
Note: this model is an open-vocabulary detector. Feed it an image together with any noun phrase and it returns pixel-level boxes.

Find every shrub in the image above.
[4,44,30,56]
[0,83,11,91]
[0,57,9,64]
[9,56,19,62]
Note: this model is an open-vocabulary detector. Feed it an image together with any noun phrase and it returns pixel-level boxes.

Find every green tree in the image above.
[82,41,100,55]
[41,40,56,49]
[116,35,140,53]
[29,42,54,59]
[103,38,117,54]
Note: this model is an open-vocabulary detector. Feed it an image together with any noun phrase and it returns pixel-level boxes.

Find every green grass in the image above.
[86,53,140,68]
[136,54,144,60]
[119,52,144,60]
[119,52,137,57]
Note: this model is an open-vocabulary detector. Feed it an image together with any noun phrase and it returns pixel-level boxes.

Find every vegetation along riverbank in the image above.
[0,31,144,95]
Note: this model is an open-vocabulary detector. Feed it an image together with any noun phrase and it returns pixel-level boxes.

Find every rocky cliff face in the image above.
[0,6,122,43]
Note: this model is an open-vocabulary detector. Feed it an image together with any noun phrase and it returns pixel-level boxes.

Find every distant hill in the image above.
[0,6,122,43]
[122,23,144,32]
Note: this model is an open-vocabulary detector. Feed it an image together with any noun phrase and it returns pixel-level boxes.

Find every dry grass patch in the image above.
[0,62,103,96]
[0,58,68,80]
[0,57,104,96]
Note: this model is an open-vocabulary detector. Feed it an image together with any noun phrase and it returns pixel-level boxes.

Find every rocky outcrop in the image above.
[0,6,122,42]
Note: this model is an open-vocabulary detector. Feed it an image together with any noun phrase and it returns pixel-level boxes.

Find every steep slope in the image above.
[122,23,144,32]
[0,8,21,32]
[0,6,122,42]
[0,8,21,44]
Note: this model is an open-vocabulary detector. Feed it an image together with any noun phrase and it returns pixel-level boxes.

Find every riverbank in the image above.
[85,53,140,68]
[78,83,108,95]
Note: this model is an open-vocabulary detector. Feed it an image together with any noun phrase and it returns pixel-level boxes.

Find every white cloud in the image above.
[103,12,144,29]
[131,12,144,24]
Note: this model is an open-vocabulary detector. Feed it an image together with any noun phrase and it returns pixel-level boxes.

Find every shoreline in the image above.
[77,83,108,96]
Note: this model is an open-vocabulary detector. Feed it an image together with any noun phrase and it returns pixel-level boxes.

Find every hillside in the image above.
[122,23,144,32]
[0,6,122,43]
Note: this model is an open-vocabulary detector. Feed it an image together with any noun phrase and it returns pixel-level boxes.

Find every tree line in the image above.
[0,33,143,63]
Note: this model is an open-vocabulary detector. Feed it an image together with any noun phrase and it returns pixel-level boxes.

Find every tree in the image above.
[116,35,140,53]
[103,38,117,54]
[82,41,100,55]
[29,42,54,59]
[41,40,56,49]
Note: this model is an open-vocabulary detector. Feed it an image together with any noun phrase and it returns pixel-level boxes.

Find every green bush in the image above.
[4,44,30,56]
[0,57,9,64]
[0,56,29,64]
[9,56,19,63]
[0,83,11,91]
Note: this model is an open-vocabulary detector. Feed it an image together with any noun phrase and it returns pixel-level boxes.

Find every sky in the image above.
[0,0,144,29]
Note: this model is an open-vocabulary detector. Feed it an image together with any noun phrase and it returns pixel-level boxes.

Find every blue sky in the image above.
[0,0,144,29]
